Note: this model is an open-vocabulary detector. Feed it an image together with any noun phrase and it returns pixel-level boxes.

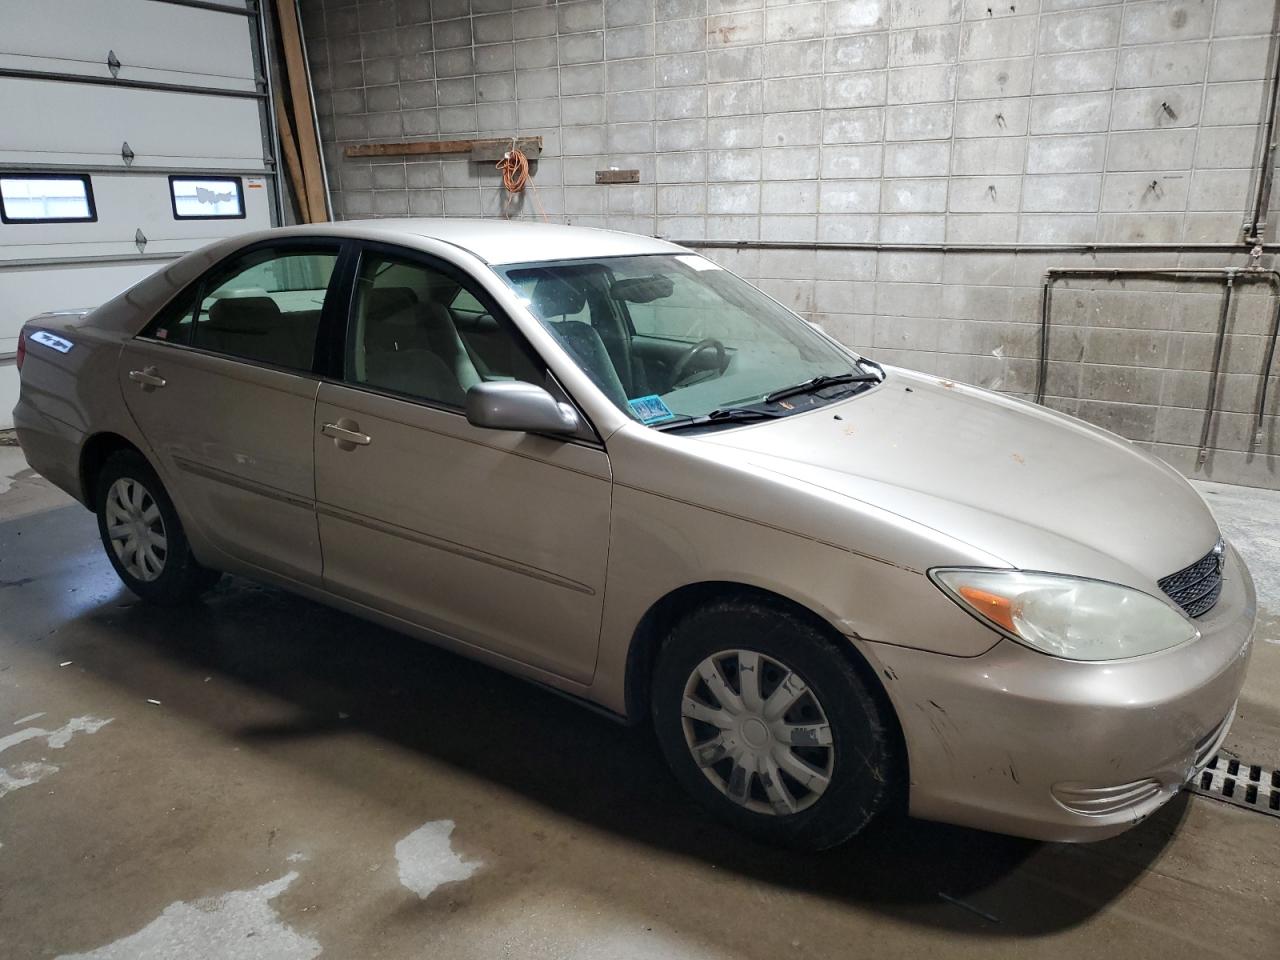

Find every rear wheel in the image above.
[94,450,220,605]
[652,599,896,850]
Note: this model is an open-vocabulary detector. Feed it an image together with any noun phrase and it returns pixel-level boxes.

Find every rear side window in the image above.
[145,246,339,372]
[0,174,96,223]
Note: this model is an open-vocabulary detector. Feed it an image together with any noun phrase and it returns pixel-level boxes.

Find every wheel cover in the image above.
[681,649,835,816]
[104,477,168,583]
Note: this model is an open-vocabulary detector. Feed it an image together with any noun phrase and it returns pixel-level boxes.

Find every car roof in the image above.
[279,218,687,266]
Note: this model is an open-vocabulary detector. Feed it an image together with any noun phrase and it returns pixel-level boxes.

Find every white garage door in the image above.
[0,0,282,428]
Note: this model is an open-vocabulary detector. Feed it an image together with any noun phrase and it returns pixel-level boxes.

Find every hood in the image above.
[699,368,1219,587]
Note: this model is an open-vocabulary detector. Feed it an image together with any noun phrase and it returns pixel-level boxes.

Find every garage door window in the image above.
[169,176,245,220]
[0,174,96,224]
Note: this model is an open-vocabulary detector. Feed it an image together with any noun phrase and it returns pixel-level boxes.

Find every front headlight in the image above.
[930,569,1199,661]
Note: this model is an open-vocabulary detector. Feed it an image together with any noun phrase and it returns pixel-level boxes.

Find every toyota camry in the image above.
[13,220,1254,849]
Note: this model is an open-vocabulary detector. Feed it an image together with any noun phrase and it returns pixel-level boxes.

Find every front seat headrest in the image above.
[206,296,281,333]
[366,286,418,322]
[532,274,587,318]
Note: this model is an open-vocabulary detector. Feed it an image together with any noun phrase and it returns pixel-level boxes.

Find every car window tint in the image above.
[189,249,338,370]
[346,252,542,407]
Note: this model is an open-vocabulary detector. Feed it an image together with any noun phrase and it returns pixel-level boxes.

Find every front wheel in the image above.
[652,600,898,850]
[95,450,220,605]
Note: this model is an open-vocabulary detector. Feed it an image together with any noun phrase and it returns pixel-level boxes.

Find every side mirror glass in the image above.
[465,381,581,435]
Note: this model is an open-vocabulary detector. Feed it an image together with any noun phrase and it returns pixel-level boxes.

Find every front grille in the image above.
[1158,539,1225,618]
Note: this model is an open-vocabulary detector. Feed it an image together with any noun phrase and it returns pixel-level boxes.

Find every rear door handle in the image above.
[128,367,166,390]
[321,421,372,448]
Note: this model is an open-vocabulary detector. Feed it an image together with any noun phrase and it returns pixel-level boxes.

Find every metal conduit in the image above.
[675,240,1280,255]
[1246,3,1280,245]
[1036,268,1280,466]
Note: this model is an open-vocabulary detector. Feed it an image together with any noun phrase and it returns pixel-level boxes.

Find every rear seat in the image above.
[199,296,319,369]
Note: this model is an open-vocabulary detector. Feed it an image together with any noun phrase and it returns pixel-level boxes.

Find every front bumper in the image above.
[862,543,1256,842]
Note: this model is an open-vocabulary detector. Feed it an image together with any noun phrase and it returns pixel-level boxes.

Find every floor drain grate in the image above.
[1189,754,1280,819]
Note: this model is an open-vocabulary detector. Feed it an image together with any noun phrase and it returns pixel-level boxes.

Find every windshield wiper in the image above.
[764,372,880,405]
[654,407,786,432]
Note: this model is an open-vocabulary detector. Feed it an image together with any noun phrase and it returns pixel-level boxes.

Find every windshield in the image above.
[495,253,878,428]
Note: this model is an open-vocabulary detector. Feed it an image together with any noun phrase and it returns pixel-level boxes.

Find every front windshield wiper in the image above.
[654,407,787,432]
[763,371,880,405]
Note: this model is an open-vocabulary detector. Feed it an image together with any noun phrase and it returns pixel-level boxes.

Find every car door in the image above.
[313,243,612,683]
[118,239,346,585]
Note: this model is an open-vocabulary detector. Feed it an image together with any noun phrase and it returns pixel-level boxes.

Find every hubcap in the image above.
[681,649,834,816]
[104,477,167,582]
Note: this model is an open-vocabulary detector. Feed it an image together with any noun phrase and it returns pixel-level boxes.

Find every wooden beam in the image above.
[344,137,543,161]
[274,87,306,223]
[596,169,641,184]
[274,0,328,223]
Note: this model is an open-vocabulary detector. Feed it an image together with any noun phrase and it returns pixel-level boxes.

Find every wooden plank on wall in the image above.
[596,169,641,184]
[274,0,328,223]
[274,87,306,223]
[344,137,543,160]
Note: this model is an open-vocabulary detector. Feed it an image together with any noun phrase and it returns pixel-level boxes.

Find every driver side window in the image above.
[345,251,542,407]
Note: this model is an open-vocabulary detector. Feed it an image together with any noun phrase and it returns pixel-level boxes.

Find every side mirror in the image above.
[465,381,581,435]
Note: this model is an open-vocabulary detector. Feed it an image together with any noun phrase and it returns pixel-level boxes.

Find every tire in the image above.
[652,598,897,850]
[94,449,220,605]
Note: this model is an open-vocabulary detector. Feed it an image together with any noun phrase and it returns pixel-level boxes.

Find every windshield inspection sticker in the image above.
[628,394,677,424]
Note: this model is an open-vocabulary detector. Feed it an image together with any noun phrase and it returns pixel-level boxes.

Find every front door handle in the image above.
[321,420,372,449]
[128,367,166,390]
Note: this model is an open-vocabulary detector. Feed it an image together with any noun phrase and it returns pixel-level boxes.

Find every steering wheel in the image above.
[669,338,727,389]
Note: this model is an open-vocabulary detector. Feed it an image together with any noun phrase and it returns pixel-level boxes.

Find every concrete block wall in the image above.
[299,0,1280,488]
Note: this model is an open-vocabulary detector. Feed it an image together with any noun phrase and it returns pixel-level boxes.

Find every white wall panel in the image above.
[0,80,266,169]
[0,0,256,91]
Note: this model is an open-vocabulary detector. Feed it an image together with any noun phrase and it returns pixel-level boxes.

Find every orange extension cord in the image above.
[495,146,548,221]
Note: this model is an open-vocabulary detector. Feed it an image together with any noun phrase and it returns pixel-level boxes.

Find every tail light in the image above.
[15,327,26,372]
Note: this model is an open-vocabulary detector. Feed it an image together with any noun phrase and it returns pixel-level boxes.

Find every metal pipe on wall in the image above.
[1036,268,1280,468]
[677,240,1280,255]
[1202,275,1236,465]
[1246,6,1280,245]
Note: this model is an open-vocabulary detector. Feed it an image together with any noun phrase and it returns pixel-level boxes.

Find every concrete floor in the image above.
[2,442,1278,960]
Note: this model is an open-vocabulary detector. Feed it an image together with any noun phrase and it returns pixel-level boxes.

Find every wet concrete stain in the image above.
[394,820,480,900]
[54,872,320,960]
[0,716,112,799]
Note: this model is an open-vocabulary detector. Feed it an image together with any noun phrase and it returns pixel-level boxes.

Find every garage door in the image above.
[0,0,282,428]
